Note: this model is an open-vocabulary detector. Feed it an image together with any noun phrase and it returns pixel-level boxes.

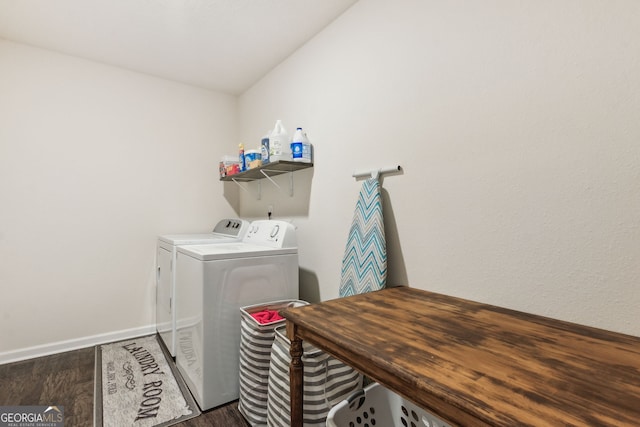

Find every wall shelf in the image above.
[220,160,313,182]
[221,160,313,199]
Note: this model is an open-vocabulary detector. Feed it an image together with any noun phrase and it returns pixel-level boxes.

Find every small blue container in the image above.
[244,150,260,163]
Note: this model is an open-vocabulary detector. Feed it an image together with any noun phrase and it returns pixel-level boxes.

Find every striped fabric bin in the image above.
[238,300,308,426]
[266,325,363,427]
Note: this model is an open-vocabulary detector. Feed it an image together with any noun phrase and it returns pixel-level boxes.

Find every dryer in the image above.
[174,220,298,411]
[156,218,249,357]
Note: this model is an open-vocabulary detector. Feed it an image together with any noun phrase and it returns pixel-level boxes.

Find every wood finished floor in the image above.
[0,346,250,427]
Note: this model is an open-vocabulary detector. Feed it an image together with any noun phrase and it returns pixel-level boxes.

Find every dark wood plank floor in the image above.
[0,346,250,427]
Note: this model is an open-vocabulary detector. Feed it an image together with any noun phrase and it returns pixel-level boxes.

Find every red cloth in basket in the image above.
[251,309,284,324]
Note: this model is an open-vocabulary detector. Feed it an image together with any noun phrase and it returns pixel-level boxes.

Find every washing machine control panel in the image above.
[243,220,297,248]
[212,218,250,237]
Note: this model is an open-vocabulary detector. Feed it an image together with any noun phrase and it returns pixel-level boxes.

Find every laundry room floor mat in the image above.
[94,334,200,427]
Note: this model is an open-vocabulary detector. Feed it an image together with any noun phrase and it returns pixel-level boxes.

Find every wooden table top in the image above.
[282,286,640,426]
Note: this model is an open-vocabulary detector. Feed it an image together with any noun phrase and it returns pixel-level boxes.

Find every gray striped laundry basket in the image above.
[266,325,363,427]
[238,300,309,426]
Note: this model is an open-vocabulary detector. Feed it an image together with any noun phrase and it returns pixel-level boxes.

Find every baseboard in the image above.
[0,324,157,365]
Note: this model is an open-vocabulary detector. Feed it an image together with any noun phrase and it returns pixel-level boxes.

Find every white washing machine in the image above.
[174,220,299,411]
[156,218,250,357]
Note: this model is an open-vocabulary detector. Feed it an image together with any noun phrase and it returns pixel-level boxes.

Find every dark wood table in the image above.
[282,286,640,426]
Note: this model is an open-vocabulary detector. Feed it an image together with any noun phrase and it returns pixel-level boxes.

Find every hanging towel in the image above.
[340,177,387,297]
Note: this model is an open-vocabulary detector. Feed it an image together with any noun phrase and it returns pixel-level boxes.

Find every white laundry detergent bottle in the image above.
[269,120,290,162]
[291,127,304,161]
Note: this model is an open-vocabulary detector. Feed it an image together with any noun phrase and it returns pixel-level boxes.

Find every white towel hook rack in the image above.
[352,165,402,180]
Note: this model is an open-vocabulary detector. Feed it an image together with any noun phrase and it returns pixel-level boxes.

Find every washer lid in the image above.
[158,233,238,245]
[177,242,297,261]
[159,218,250,245]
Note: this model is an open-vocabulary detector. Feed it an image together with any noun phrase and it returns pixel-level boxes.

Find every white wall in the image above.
[1,0,638,361]
[0,40,238,358]
[238,0,640,336]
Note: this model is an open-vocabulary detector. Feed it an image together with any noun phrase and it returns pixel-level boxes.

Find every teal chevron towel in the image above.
[339,178,387,297]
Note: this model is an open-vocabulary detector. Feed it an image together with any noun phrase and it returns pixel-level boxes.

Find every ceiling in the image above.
[0,0,358,94]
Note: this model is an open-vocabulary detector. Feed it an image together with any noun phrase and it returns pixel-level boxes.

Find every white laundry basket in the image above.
[326,382,452,427]
[238,299,309,426]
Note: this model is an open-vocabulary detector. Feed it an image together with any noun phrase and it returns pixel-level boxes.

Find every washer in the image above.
[156,218,250,357]
[174,220,298,410]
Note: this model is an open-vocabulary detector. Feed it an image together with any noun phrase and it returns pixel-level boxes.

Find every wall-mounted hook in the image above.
[352,165,402,180]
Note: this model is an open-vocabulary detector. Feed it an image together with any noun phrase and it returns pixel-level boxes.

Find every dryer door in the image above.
[156,244,174,355]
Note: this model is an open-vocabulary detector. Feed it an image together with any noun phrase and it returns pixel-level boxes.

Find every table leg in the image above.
[287,320,304,427]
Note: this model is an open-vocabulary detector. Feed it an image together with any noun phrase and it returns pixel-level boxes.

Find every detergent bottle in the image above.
[239,143,246,172]
[269,120,290,162]
[260,131,270,165]
[291,127,304,161]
